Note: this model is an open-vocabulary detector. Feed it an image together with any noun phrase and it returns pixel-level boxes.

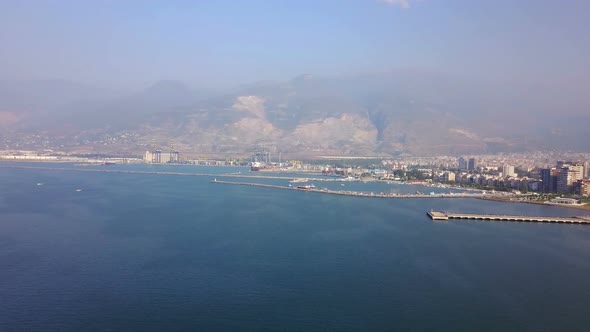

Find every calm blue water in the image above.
[1,163,590,331]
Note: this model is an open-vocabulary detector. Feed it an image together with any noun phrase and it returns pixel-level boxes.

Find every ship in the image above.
[296,184,316,190]
[322,167,346,177]
[250,162,265,171]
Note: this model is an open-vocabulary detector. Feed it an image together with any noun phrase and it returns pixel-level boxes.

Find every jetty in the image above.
[212,180,493,199]
[0,165,343,182]
[427,210,590,224]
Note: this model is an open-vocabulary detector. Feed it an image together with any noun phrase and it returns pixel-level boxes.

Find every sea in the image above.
[1,162,590,331]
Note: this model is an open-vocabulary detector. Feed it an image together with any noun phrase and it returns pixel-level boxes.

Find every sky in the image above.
[0,0,588,91]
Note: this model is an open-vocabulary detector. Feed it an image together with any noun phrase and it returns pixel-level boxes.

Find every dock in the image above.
[427,210,590,224]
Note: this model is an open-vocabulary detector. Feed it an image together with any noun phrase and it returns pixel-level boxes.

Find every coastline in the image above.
[477,196,590,212]
[2,161,587,213]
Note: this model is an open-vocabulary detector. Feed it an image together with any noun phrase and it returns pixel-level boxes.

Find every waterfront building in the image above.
[549,197,581,205]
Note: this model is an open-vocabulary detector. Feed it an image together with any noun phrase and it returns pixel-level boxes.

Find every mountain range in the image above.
[0,70,588,157]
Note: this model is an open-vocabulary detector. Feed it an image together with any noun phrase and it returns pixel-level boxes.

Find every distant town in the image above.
[1,148,589,201]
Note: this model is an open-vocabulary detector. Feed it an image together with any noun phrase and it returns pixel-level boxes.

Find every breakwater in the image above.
[0,165,342,182]
[211,179,497,199]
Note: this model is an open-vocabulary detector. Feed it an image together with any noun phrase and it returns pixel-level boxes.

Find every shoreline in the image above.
[2,162,587,212]
[475,196,590,212]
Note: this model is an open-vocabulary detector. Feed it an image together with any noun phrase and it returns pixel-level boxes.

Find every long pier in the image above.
[427,210,590,224]
[0,165,342,182]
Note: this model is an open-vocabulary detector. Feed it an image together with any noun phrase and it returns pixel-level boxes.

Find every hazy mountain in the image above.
[0,79,120,131]
[133,70,589,156]
[18,80,216,133]
[0,79,118,111]
[1,72,588,156]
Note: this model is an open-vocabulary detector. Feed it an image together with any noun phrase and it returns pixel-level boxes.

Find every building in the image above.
[584,161,589,179]
[556,161,569,169]
[144,150,153,163]
[527,180,541,192]
[153,150,162,163]
[549,197,581,205]
[551,168,560,192]
[557,167,577,194]
[540,168,560,193]
[458,157,467,171]
[443,172,456,182]
[569,164,584,181]
[540,168,552,192]
[144,149,180,164]
[159,151,171,164]
[372,169,387,177]
[574,180,590,196]
[555,161,585,176]
[468,158,477,172]
[169,150,180,163]
[502,165,515,178]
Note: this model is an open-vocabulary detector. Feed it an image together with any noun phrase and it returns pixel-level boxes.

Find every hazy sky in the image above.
[0,0,588,90]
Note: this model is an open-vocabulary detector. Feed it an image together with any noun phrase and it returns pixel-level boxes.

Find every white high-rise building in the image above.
[443,172,456,182]
[144,151,153,163]
[502,165,515,178]
[569,165,584,181]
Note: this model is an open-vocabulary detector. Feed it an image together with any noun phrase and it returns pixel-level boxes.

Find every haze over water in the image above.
[1,164,590,331]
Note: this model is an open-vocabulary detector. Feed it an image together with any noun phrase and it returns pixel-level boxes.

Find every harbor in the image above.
[427,210,590,224]
[5,164,587,211]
